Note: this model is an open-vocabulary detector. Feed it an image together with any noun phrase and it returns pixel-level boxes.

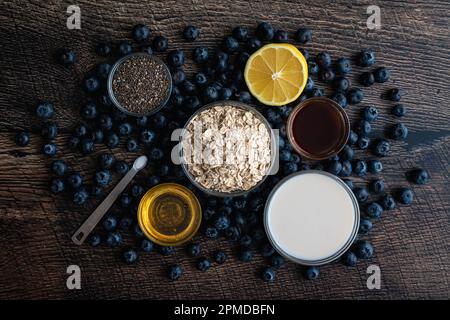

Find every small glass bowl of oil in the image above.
[137,183,202,246]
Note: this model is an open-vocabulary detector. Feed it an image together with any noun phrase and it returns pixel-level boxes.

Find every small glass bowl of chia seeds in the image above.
[107,53,172,117]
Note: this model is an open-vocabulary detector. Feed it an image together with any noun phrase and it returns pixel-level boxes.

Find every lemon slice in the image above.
[244,43,308,106]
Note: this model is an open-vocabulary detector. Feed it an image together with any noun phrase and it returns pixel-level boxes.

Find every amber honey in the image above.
[137,183,202,246]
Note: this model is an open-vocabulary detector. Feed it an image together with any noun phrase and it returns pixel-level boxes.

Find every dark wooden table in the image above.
[0,0,449,300]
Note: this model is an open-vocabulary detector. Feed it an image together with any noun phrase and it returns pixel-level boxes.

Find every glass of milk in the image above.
[264,170,360,266]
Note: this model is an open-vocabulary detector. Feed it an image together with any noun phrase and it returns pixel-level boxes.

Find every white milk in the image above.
[265,171,358,264]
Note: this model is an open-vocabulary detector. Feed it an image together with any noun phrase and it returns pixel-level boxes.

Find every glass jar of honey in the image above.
[137,183,202,246]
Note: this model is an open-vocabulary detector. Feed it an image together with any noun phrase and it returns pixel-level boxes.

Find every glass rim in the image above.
[107,52,172,117]
[263,170,360,266]
[180,100,277,198]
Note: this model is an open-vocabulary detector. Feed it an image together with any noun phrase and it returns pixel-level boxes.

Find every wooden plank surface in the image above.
[0,0,449,299]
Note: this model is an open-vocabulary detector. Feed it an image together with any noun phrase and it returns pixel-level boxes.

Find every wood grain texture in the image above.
[0,0,449,300]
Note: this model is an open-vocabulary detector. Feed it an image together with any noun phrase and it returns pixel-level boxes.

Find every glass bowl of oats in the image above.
[107,52,172,117]
[180,100,276,197]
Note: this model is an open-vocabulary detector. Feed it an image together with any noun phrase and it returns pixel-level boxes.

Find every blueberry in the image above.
[91,185,102,197]
[270,255,285,269]
[73,189,89,205]
[362,106,378,122]
[353,159,367,176]
[80,138,95,154]
[283,162,298,175]
[67,173,83,189]
[237,90,252,103]
[83,75,100,93]
[193,47,209,64]
[354,240,373,260]
[214,250,228,264]
[98,153,115,170]
[326,160,342,175]
[341,251,358,267]
[117,122,131,136]
[232,26,248,41]
[214,214,231,231]
[251,227,265,242]
[239,248,253,262]
[171,69,186,85]
[167,49,185,68]
[225,226,241,241]
[89,233,101,247]
[95,170,112,187]
[373,67,390,83]
[256,22,274,41]
[81,102,98,120]
[223,36,239,53]
[51,160,68,176]
[274,30,288,43]
[96,42,112,56]
[201,85,218,103]
[115,160,129,176]
[147,175,160,187]
[196,257,212,271]
[15,131,30,147]
[392,104,406,117]
[42,143,57,157]
[92,129,104,144]
[126,138,139,152]
[356,49,376,67]
[50,178,65,194]
[359,218,373,235]
[317,52,331,68]
[132,24,150,42]
[266,109,282,125]
[355,120,371,136]
[219,87,233,100]
[299,48,310,61]
[367,160,382,175]
[36,102,54,120]
[74,123,89,138]
[261,243,275,258]
[380,194,396,210]
[130,184,144,199]
[347,88,364,104]
[159,245,174,256]
[373,139,390,157]
[104,133,119,149]
[239,234,253,247]
[294,28,312,43]
[140,45,153,55]
[106,231,122,247]
[140,239,154,252]
[122,248,138,264]
[168,264,183,281]
[98,114,113,131]
[308,59,319,75]
[408,168,430,185]
[366,202,383,219]
[353,186,369,203]
[96,62,111,80]
[183,25,199,41]
[357,136,370,150]
[343,178,354,190]
[340,160,352,177]
[333,77,350,92]
[152,36,168,52]
[56,48,76,66]
[262,267,276,282]
[102,215,117,231]
[184,96,201,109]
[305,266,320,280]
[310,88,323,97]
[391,123,408,140]
[205,226,219,239]
[398,187,414,205]
[370,179,385,194]
[348,131,358,146]
[359,72,375,87]
[388,88,403,102]
[318,68,335,83]
[279,149,292,162]
[140,129,156,145]
[334,58,352,74]
[339,145,354,161]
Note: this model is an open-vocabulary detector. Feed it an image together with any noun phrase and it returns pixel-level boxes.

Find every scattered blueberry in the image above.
[134,224,144,238]
[140,239,154,252]
[168,264,183,281]
[295,28,312,43]
[380,194,396,210]
[343,179,354,190]
[317,52,331,68]
[125,138,139,152]
[183,25,199,41]
[223,36,239,53]
[115,160,129,176]
[353,159,367,176]
[388,88,403,102]
[98,114,113,131]
[56,48,76,66]
[73,189,89,205]
[152,36,168,52]
[355,120,371,136]
[36,102,54,120]
[333,77,350,92]
[348,131,358,145]
[318,68,335,83]
[390,123,408,140]
[373,67,390,83]
[347,88,364,104]
[304,266,320,280]
[359,218,373,235]
[106,133,120,149]
[117,40,132,56]
[340,160,353,177]
[193,46,209,64]
[50,178,65,194]
[353,186,369,203]
[132,24,150,42]
[95,170,112,187]
[354,240,374,260]
[167,49,185,68]
[256,22,274,41]
[261,243,275,258]
[359,72,375,87]
[397,187,414,205]
[99,153,115,169]
[370,179,385,194]
[123,248,138,264]
[159,245,174,256]
[196,257,212,271]
[339,145,354,161]
[356,49,376,67]
[341,251,358,267]
[51,160,68,176]
[334,58,352,74]
[270,255,285,269]
[96,62,111,80]
[187,242,201,257]
[42,143,57,157]
[89,233,101,247]
[15,131,30,147]
[262,267,276,282]
[408,169,430,185]
[373,139,390,157]
[274,30,288,43]
[363,106,378,122]
[214,250,228,264]
[67,173,83,189]
[357,136,370,150]
[80,138,95,154]
[83,75,100,93]
[308,59,319,75]
[239,248,253,262]
[205,226,219,239]
[310,88,323,97]
[102,215,117,231]
[140,129,156,145]
[366,202,383,219]
[392,104,406,117]
[326,160,342,175]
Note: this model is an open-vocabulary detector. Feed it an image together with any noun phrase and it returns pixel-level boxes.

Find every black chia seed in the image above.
[112,55,170,115]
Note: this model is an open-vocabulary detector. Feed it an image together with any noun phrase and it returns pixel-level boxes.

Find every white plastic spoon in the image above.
[71,155,148,245]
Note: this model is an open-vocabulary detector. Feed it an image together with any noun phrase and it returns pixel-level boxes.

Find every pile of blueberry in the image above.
[14,21,430,283]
